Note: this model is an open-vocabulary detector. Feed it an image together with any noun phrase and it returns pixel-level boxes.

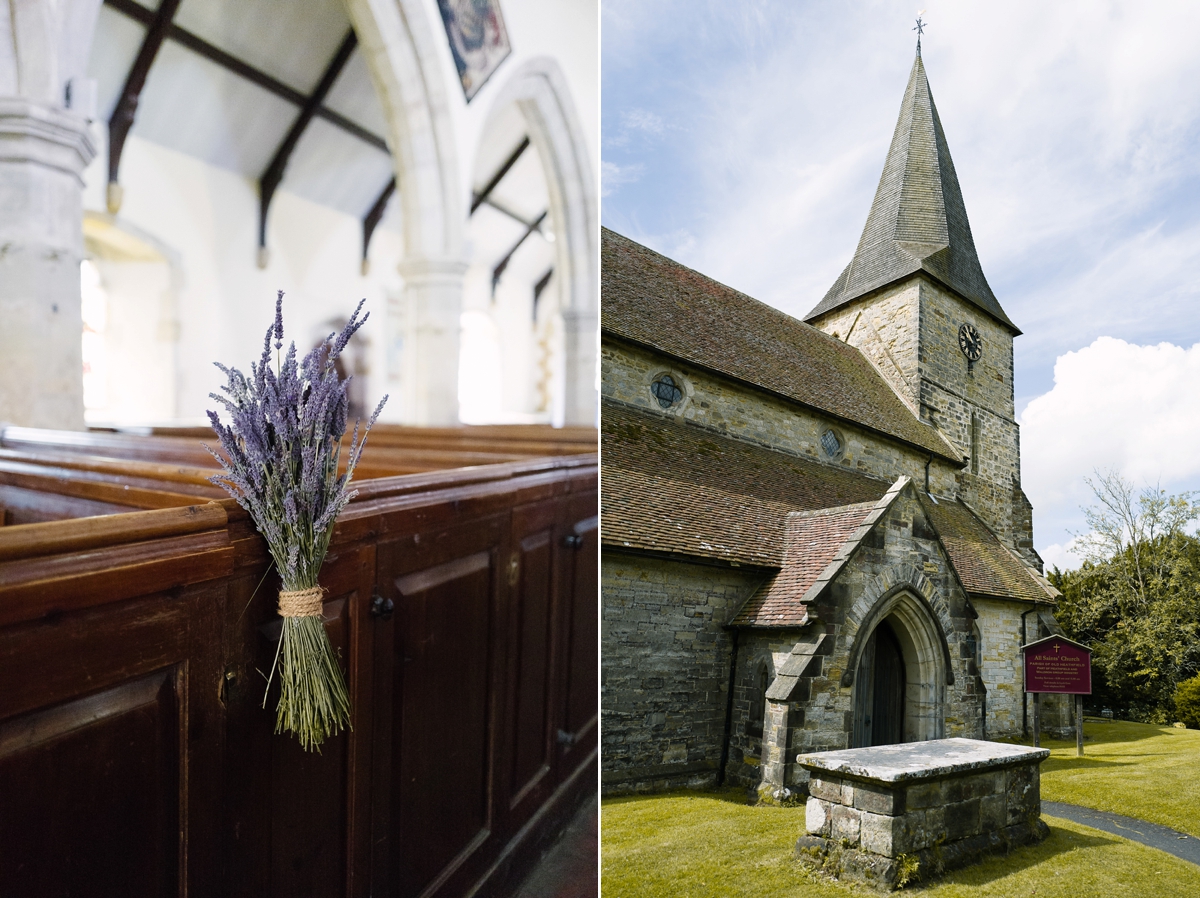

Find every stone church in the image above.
[601,50,1067,797]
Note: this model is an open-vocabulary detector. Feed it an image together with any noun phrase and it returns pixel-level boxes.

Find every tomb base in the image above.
[794,738,1050,890]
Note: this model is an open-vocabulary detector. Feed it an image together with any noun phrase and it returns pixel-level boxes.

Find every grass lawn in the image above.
[602,791,1200,896]
[1008,719,1200,837]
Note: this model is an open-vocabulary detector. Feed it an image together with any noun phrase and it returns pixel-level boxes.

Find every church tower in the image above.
[805,50,1040,569]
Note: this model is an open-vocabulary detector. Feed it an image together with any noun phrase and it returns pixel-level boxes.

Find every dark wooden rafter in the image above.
[360,177,396,275]
[106,0,181,210]
[258,29,358,256]
[532,268,553,319]
[492,210,548,294]
[471,137,530,214]
[104,0,388,153]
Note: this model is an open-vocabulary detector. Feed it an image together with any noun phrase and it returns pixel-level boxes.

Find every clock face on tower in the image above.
[958,323,983,362]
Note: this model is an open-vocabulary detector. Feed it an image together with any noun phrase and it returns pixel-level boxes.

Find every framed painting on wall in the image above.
[436,0,512,101]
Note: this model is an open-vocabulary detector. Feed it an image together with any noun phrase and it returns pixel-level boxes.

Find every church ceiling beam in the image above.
[106,0,182,214]
[257,29,359,266]
[480,196,538,229]
[360,177,396,275]
[104,0,388,155]
[532,267,554,319]
[492,210,548,294]
[470,137,530,214]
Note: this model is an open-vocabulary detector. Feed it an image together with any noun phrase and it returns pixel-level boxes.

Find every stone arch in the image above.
[479,57,597,424]
[842,564,957,746]
[841,563,956,689]
[343,0,467,423]
[343,0,462,261]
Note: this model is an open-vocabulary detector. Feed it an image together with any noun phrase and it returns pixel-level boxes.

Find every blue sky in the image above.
[602,0,1200,568]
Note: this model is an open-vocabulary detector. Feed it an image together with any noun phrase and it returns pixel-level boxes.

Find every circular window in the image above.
[820,428,843,459]
[650,374,684,409]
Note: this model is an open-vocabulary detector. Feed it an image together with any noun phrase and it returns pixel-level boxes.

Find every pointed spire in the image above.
[806,53,1018,333]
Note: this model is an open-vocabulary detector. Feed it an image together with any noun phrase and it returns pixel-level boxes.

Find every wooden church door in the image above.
[853,621,907,747]
[870,624,906,745]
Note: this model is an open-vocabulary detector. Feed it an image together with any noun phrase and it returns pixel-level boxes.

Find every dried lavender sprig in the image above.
[205,292,387,749]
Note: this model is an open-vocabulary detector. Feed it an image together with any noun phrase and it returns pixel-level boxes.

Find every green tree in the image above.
[1048,472,1200,723]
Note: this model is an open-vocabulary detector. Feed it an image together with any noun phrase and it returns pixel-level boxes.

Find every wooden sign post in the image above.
[1022,635,1092,756]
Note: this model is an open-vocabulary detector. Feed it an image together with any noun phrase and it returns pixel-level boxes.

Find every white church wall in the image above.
[64,0,596,429]
[80,130,404,424]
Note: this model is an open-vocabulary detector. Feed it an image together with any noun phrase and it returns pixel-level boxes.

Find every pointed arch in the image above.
[480,57,597,424]
[343,0,462,260]
[841,563,956,689]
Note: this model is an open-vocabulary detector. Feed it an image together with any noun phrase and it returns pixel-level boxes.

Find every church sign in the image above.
[1022,634,1091,756]
[1022,635,1091,694]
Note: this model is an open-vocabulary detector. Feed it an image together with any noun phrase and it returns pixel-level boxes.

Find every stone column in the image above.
[0,99,96,429]
[394,257,468,425]
[562,307,597,426]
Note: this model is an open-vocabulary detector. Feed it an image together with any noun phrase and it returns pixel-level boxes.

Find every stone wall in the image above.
[600,552,761,793]
[600,339,961,498]
[812,281,922,408]
[725,631,804,788]
[811,276,1026,551]
[972,597,1028,738]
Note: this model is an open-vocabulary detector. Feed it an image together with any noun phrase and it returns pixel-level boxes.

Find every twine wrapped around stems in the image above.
[278,586,325,618]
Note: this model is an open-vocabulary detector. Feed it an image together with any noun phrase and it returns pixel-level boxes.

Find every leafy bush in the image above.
[1174,675,1200,729]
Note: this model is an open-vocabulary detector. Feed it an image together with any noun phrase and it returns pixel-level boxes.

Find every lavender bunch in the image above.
[207,292,386,751]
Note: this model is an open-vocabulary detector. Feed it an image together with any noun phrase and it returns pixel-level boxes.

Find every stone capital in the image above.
[397,256,469,287]
[0,99,96,181]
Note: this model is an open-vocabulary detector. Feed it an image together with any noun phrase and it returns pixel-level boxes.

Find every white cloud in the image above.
[601,160,644,197]
[1020,337,1200,565]
[1039,539,1085,574]
[621,109,665,137]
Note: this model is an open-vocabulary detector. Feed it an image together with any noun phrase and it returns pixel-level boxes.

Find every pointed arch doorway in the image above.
[850,590,948,747]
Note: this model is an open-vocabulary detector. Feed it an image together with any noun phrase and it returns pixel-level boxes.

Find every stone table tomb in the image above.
[795,738,1050,890]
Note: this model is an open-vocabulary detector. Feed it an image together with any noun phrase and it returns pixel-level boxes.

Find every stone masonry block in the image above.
[944,798,981,841]
[1005,765,1037,824]
[831,804,861,846]
[905,779,947,810]
[980,793,1006,831]
[853,781,905,816]
[806,798,831,836]
[858,810,900,856]
[809,775,845,805]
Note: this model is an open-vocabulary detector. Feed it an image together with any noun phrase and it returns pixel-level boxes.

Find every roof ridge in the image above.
[805,54,1018,333]
[602,226,856,346]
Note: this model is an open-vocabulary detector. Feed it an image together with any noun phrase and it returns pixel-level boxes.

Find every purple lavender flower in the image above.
[205,293,387,589]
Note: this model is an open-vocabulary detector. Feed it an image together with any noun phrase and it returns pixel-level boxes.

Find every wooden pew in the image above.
[0,433,598,898]
[96,422,599,456]
[6,426,538,471]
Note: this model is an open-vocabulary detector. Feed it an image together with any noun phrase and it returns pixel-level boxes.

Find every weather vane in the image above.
[914,10,927,55]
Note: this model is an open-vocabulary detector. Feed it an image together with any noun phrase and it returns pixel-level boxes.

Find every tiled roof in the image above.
[732,503,877,626]
[601,228,960,463]
[919,496,1057,603]
[805,54,1018,333]
[601,402,890,567]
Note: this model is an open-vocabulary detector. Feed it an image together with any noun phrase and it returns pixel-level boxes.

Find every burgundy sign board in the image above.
[1022,634,1091,694]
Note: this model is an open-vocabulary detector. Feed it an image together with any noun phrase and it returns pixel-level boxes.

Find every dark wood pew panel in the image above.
[0,444,598,898]
[0,504,232,896]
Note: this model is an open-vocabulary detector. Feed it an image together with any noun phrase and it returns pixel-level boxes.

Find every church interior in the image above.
[0,1,598,895]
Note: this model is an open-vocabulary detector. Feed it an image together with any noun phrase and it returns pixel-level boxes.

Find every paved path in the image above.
[1043,801,1200,867]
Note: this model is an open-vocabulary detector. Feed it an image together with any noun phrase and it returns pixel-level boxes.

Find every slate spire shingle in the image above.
[806,52,1018,333]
